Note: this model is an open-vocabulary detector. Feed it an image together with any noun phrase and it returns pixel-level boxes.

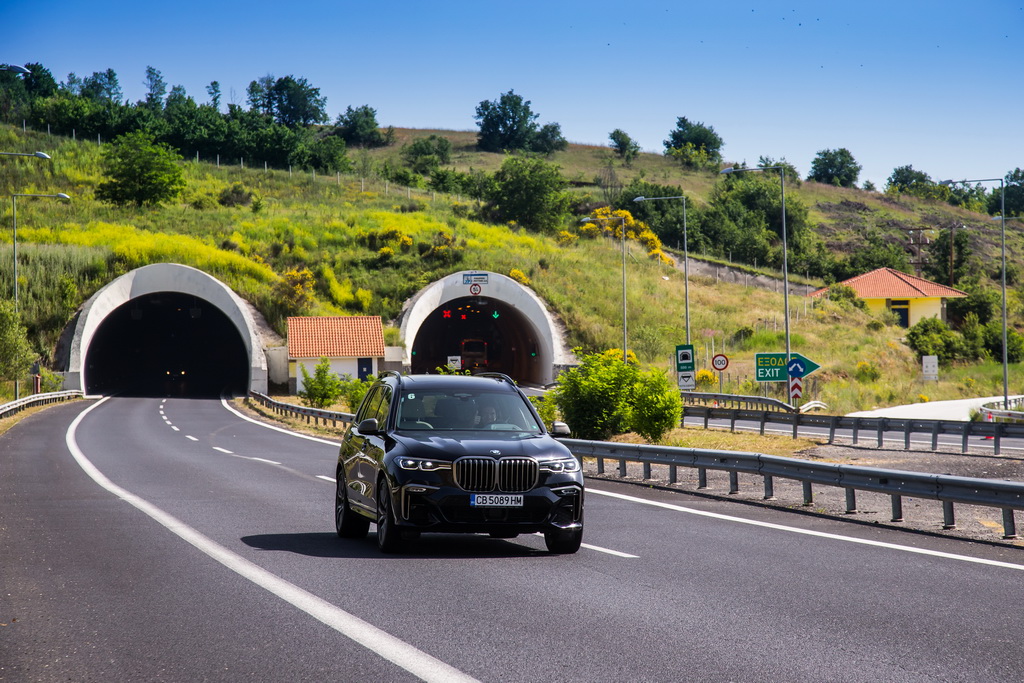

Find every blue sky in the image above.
[3,0,1021,189]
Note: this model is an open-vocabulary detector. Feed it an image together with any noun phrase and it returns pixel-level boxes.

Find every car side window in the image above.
[355,386,383,424]
[371,386,393,427]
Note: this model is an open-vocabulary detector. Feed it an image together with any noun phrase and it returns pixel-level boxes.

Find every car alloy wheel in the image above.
[376,482,404,553]
[335,475,369,539]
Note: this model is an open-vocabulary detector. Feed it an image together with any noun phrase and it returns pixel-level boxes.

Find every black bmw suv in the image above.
[334,372,584,553]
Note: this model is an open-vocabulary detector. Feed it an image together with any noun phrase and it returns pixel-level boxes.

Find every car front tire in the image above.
[336,474,370,539]
[376,481,404,553]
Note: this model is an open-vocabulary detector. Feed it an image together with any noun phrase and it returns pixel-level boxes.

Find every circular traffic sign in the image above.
[711,354,729,371]
[469,283,482,295]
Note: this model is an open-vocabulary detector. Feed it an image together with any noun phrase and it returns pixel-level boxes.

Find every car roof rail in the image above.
[473,372,516,385]
[378,370,403,384]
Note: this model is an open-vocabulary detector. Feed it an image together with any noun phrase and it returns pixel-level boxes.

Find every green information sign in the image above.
[675,344,695,373]
[755,352,820,382]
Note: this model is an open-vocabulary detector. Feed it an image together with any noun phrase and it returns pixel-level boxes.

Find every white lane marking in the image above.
[220,397,340,447]
[581,543,638,558]
[66,399,478,683]
[316,475,336,483]
[186,436,199,442]
[171,426,180,432]
[245,457,282,465]
[213,447,233,454]
[588,487,1024,571]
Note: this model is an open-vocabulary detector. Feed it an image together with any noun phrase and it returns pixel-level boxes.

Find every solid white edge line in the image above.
[66,398,478,683]
[587,487,1024,571]
[220,397,340,447]
[213,447,233,454]
[580,543,638,558]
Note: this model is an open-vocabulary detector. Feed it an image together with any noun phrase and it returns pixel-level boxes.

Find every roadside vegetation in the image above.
[0,65,1020,419]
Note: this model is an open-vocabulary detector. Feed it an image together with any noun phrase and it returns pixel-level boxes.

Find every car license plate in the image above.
[470,494,524,507]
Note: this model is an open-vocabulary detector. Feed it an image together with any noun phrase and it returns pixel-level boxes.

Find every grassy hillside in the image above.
[0,124,1018,412]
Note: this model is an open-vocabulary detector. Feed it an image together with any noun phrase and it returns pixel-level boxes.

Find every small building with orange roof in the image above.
[287,316,385,393]
[808,267,966,328]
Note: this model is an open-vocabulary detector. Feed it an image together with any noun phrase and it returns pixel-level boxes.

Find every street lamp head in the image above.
[55,193,70,200]
[34,151,52,160]
[633,196,646,202]
[1,64,30,74]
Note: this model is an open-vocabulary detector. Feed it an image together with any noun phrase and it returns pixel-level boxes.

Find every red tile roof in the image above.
[809,268,966,299]
[287,316,385,359]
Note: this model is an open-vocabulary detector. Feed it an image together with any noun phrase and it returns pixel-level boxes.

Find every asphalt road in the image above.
[3,397,1024,681]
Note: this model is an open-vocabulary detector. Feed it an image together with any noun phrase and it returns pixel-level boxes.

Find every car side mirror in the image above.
[357,417,380,434]
[550,421,570,436]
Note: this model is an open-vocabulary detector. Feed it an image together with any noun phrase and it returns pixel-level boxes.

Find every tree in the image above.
[531,122,568,155]
[487,155,571,232]
[609,129,640,165]
[81,69,122,103]
[0,300,34,383]
[886,165,932,193]
[95,131,185,207]
[663,116,723,167]
[22,63,58,99]
[206,81,221,111]
[990,168,1024,217]
[475,90,539,152]
[142,66,166,110]
[270,75,328,128]
[246,74,276,116]
[298,357,344,409]
[923,226,972,286]
[335,105,391,147]
[758,156,801,186]
[401,135,452,175]
[807,148,861,187]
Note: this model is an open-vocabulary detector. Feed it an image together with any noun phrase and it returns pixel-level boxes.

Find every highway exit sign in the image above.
[755,352,820,382]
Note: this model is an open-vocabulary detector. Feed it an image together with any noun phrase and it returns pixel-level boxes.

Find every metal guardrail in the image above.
[559,438,1024,539]
[248,391,355,429]
[682,391,795,412]
[979,397,1024,424]
[0,390,83,420]
[683,405,1024,456]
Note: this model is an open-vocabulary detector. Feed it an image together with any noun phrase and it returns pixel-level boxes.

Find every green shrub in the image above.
[298,358,343,409]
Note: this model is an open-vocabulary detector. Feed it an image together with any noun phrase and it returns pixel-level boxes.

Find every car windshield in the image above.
[396,389,542,434]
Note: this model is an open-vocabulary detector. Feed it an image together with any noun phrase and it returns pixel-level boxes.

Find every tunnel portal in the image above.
[410,296,545,383]
[84,292,249,397]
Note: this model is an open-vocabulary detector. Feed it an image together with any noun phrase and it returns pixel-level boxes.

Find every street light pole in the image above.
[941,177,1008,408]
[720,166,791,362]
[633,194,689,344]
[0,151,52,160]
[581,214,628,362]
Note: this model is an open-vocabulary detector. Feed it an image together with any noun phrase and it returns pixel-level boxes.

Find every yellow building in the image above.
[809,267,966,327]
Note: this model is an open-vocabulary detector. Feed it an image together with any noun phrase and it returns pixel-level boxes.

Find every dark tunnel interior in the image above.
[84,292,249,397]
[410,296,545,385]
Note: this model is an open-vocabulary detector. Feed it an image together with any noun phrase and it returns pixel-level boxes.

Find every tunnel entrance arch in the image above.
[399,271,571,386]
[63,263,267,396]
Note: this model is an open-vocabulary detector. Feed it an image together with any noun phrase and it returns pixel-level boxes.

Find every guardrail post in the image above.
[643,462,652,479]
[942,501,956,530]
[792,413,798,440]
[618,459,627,478]
[669,464,677,484]
[877,418,886,448]
[759,411,767,436]
[931,422,940,451]
[763,475,775,500]
[852,418,860,445]
[904,422,912,450]
[1002,509,1018,540]
[845,488,857,514]
[829,416,837,444]
[961,422,971,453]
[802,482,813,506]
[994,425,1002,456]
[891,495,904,522]
[729,411,737,433]
[697,468,708,489]
[596,456,605,475]
[703,409,710,430]
[728,471,739,494]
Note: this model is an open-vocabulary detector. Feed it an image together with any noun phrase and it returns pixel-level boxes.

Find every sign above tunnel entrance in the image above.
[463,273,489,285]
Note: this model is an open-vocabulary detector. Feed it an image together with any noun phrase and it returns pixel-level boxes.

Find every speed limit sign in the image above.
[711,354,729,371]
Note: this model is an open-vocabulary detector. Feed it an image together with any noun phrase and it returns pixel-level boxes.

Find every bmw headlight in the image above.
[540,457,580,473]
[398,457,452,472]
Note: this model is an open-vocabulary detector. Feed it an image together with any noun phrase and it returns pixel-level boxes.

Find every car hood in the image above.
[393,432,568,460]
